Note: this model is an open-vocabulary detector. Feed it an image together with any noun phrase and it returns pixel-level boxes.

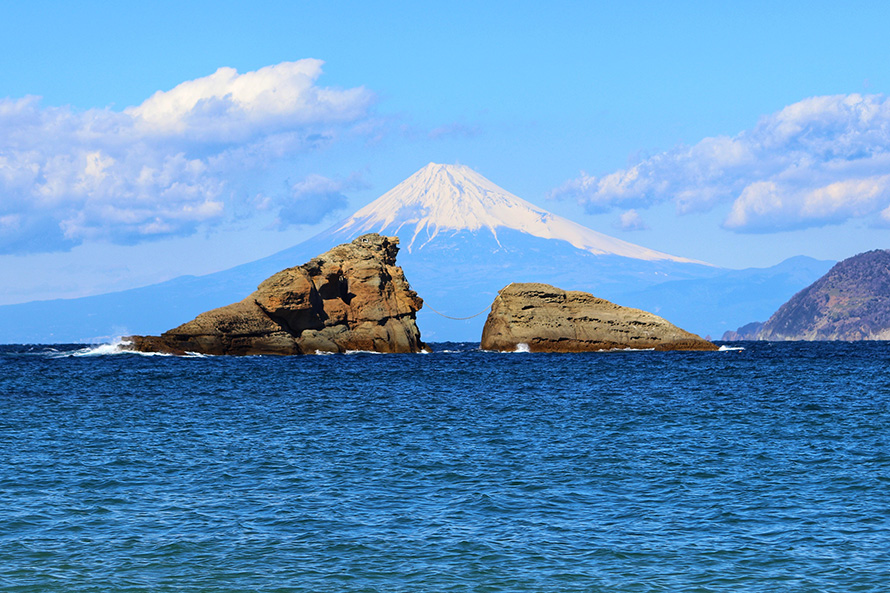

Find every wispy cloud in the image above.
[550,94,890,232]
[613,209,649,231]
[0,60,374,254]
[271,172,369,227]
[428,122,481,140]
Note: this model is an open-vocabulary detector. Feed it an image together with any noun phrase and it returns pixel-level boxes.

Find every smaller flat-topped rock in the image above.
[481,282,717,352]
[125,234,424,355]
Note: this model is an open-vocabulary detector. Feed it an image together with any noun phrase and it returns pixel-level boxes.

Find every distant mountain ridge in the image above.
[725,249,890,341]
[0,163,834,343]
[321,163,721,340]
[621,255,835,339]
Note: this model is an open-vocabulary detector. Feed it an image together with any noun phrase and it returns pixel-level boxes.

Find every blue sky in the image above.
[2,1,890,304]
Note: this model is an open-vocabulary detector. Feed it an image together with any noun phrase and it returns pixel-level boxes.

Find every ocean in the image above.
[1,341,888,592]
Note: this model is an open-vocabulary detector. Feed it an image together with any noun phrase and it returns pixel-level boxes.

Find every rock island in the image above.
[481,282,717,352]
[125,234,425,355]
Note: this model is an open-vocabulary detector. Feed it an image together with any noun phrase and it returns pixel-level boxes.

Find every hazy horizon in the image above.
[2,2,889,306]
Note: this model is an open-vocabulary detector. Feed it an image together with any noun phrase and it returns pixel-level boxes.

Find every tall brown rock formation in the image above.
[126,234,425,355]
[480,283,717,352]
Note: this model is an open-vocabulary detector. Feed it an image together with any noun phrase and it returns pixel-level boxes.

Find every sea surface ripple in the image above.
[1,341,889,592]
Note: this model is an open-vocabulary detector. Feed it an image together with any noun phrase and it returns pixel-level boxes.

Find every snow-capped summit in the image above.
[334,162,699,263]
[0,161,825,344]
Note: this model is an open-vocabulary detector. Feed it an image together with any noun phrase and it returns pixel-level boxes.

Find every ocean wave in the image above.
[69,339,138,357]
[718,345,745,352]
[605,347,656,352]
[481,344,659,354]
[68,339,183,357]
[478,344,531,353]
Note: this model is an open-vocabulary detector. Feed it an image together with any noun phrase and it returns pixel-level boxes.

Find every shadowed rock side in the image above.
[480,283,717,352]
[126,234,424,355]
[721,321,764,341]
[749,249,890,341]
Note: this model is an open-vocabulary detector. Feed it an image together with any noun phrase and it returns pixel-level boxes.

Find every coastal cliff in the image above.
[734,249,890,341]
[126,234,425,355]
[480,282,717,352]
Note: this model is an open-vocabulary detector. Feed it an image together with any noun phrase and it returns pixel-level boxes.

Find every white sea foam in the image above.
[314,350,336,355]
[70,339,135,357]
[514,343,531,353]
[605,347,656,352]
[718,345,745,352]
[68,338,194,357]
[344,350,385,355]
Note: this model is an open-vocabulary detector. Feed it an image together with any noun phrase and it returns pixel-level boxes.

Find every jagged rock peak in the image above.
[481,282,717,352]
[753,249,890,341]
[334,162,702,263]
[125,233,425,355]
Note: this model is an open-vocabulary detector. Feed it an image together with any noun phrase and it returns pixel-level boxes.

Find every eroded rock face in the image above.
[126,234,424,355]
[480,283,717,352]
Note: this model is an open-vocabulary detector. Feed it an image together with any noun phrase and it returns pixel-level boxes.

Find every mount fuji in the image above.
[319,163,716,340]
[0,163,832,343]
[330,163,700,263]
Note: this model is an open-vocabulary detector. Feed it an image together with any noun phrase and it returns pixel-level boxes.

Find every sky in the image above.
[2,0,890,305]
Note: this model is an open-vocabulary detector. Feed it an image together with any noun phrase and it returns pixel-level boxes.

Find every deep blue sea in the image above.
[1,341,889,592]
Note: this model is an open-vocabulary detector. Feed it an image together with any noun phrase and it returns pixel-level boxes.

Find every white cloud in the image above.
[0,60,374,254]
[551,93,890,232]
[725,174,890,231]
[614,209,649,231]
[126,60,371,142]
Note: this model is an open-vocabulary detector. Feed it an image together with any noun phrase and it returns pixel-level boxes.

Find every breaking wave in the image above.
[68,339,202,358]
[70,339,141,357]
[605,347,656,352]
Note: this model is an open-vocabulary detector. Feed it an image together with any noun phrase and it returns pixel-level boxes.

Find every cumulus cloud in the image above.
[0,60,373,254]
[550,94,890,232]
[126,60,370,142]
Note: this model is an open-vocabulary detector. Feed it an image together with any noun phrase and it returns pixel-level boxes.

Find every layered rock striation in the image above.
[126,234,425,355]
[481,283,717,352]
[741,249,890,341]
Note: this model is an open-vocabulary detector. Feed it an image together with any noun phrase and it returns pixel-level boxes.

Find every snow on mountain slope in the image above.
[334,163,704,263]
[0,163,726,343]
